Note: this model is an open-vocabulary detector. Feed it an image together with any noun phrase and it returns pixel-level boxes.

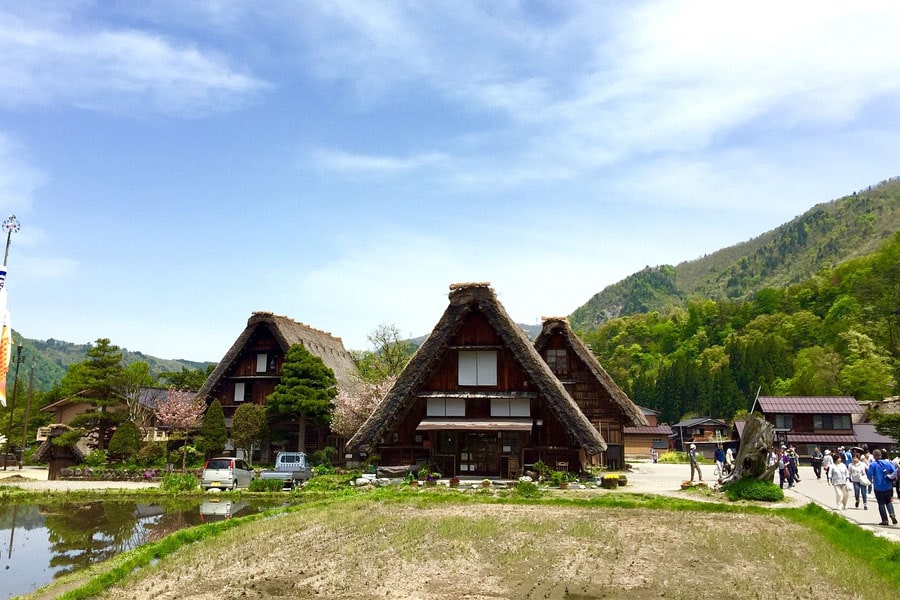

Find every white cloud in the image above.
[310,149,449,174]
[0,9,269,115]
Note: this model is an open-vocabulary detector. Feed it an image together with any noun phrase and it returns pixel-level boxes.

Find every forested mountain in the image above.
[570,177,900,332]
[580,232,900,425]
[6,332,213,392]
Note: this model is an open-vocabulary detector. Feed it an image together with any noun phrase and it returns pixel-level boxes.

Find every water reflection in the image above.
[0,497,281,599]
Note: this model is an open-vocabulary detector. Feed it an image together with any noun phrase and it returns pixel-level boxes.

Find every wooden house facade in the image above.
[750,396,863,456]
[347,284,606,478]
[196,312,359,458]
[533,317,648,469]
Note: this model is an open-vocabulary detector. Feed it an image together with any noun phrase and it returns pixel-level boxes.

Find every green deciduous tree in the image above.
[266,343,337,453]
[351,323,414,383]
[158,365,215,391]
[231,403,266,464]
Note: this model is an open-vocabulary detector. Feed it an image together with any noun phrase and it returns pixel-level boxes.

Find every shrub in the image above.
[513,480,541,498]
[309,446,337,467]
[160,472,198,493]
[313,464,336,476]
[722,477,784,502]
[532,460,552,481]
[658,451,690,464]
[108,422,143,461]
[249,478,284,492]
[82,449,108,467]
[137,442,166,466]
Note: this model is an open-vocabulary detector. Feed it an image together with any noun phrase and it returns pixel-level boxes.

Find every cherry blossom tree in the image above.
[154,388,206,471]
[332,375,396,438]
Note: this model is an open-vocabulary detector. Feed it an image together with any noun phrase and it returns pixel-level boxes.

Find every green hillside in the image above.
[6,331,214,392]
[570,177,900,332]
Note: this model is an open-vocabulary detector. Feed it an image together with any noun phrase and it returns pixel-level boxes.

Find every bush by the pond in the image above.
[137,442,166,467]
[249,478,284,492]
[722,477,784,502]
[161,473,198,493]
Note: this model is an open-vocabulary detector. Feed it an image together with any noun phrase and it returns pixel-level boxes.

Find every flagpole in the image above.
[3,215,19,266]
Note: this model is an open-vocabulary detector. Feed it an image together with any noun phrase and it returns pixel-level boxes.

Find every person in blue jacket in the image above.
[866,449,898,526]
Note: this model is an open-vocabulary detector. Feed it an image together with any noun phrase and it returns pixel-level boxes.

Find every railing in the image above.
[142,428,169,442]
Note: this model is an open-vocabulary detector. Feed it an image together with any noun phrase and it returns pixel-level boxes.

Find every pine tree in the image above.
[199,399,227,458]
[266,343,337,453]
[61,338,127,449]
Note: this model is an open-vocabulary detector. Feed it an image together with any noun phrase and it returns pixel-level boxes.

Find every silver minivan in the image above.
[200,457,254,491]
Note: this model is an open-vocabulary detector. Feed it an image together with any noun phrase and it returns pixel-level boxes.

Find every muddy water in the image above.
[0,497,284,599]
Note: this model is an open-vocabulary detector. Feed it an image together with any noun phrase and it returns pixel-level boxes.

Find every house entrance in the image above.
[459,432,499,476]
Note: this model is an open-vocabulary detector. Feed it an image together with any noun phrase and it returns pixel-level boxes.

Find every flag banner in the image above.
[0,265,9,407]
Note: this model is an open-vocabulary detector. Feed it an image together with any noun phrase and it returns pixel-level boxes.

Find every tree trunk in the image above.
[721,416,778,484]
[297,417,306,453]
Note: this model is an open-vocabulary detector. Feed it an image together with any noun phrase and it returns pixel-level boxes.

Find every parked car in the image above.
[200,457,254,491]
[258,451,311,489]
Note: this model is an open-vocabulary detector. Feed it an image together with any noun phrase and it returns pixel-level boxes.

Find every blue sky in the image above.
[2,2,900,363]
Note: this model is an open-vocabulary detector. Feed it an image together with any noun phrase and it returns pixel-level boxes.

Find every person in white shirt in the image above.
[830,453,850,510]
[847,454,869,510]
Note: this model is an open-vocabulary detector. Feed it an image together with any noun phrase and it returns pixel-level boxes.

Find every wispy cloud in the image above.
[310,149,449,174]
[0,9,269,116]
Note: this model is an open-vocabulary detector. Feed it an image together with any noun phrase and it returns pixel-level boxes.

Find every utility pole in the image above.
[19,356,34,469]
[3,344,23,470]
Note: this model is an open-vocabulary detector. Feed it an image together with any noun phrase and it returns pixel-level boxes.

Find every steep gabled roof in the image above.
[197,312,359,400]
[534,317,648,427]
[347,283,606,455]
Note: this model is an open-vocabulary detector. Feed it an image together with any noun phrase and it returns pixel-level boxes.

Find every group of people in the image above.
[806,445,898,527]
[771,444,802,489]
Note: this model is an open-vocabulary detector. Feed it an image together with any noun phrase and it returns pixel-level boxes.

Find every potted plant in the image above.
[449,476,460,488]
[426,471,440,486]
[481,478,491,489]
[601,474,619,489]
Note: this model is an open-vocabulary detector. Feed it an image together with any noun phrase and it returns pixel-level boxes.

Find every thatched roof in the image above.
[196,312,359,400]
[347,283,606,455]
[31,424,92,462]
[534,317,648,427]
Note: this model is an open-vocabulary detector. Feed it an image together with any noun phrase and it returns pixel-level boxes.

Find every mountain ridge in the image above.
[570,177,900,332]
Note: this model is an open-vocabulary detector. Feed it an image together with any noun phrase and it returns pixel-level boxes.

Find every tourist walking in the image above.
[811,447,824,479]
[830,453,850,510]
[867,449,898,526]
[688,443,703,482]
[822,449,834,483]
[714,446,726,481]
[848,454,869,510]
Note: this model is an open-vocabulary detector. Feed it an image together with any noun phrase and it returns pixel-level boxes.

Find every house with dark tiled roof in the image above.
[670,417,731,458]
[750,396,863,455]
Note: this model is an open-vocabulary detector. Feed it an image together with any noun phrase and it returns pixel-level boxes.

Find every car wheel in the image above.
[231,480,238,491]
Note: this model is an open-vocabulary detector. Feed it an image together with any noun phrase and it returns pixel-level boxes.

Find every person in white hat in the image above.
[688,443,702,482]
[822,449,834,484]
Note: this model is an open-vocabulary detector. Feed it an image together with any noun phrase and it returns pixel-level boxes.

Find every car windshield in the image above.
[206,459,232,470]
